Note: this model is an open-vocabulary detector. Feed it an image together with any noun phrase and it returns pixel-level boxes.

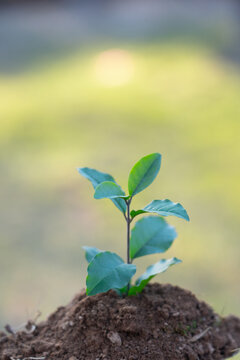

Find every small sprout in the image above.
[78,153,189,296]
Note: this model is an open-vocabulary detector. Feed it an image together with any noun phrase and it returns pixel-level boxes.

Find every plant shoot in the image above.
[78,153,189,296]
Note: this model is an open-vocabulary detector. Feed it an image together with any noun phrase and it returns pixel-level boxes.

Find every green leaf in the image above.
[78,167,115,188]
[110,198,126,214]
[128,153,161,197]
[86,251,136,296]
[82,246,102,263]
[129,258,182,295]
[131,199,190,221]
[130,216,177,260]
[78,167,126,214]
[94,181,125,199]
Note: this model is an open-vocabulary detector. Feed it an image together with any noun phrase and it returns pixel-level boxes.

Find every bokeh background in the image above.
[0,1,239,356]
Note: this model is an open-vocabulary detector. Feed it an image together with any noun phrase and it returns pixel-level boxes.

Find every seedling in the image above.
[78,153,189,296]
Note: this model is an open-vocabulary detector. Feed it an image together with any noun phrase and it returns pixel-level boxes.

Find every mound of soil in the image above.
[1,284,240,360]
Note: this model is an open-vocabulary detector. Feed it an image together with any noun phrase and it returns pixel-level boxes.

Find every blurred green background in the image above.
[0,2,239,357]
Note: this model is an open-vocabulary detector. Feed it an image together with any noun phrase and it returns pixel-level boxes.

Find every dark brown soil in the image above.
[1,283,240,360]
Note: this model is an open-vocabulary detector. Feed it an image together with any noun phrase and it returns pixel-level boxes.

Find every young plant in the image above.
[78,153,189,296]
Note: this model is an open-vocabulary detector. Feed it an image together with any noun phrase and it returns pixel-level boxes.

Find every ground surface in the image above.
[0,283,239,360]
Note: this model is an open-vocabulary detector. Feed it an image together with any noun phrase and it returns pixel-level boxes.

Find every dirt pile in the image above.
[0,283,240,360]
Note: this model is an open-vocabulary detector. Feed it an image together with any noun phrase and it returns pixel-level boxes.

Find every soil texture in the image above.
[0,283,240,360]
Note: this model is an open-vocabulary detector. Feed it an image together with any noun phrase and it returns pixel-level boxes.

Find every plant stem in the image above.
[126,199,131,265]
[126,198,132,294]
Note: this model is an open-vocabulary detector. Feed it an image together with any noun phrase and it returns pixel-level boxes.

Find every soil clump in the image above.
[0,283,240,360]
